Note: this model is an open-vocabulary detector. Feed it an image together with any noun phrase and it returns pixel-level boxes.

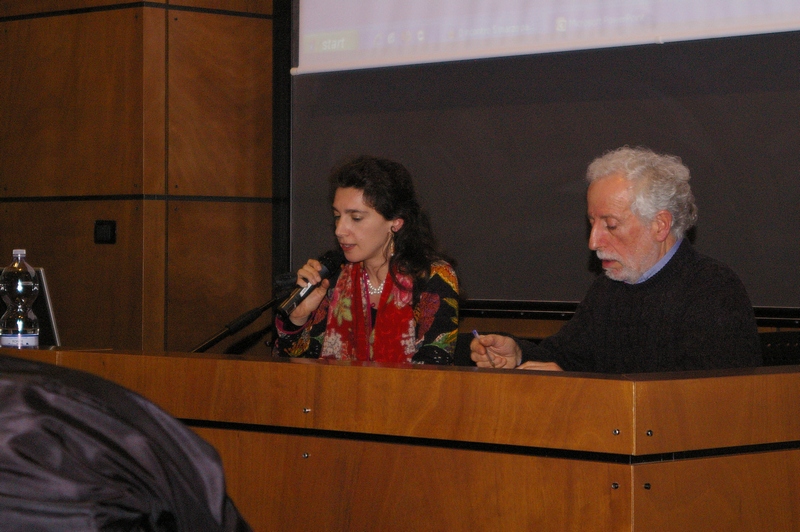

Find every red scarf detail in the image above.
[321,262,415,363]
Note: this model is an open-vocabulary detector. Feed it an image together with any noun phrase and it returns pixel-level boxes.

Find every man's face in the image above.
[586,173,662,283]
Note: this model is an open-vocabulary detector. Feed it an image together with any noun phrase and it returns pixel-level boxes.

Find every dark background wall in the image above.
[290,30,800,316]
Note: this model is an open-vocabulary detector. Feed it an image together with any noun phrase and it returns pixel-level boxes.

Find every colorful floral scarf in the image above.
[320,262,416,363]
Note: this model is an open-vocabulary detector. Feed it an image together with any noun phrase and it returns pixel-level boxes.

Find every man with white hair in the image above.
[471,146,762,373]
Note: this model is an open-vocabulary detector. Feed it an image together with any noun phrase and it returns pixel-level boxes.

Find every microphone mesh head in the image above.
[318,249,346,277]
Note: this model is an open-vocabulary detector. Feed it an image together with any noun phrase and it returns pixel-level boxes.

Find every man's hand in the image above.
[517,361,563,371]
[470,334,521,369]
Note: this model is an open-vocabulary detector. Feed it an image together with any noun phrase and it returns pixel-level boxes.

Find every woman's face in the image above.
[332,187,402,268]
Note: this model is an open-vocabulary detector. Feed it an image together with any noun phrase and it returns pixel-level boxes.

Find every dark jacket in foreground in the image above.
[520,240,762,372]
[0,354,250,532]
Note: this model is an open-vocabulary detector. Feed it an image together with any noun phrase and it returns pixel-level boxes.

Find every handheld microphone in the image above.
[276,249,345,318]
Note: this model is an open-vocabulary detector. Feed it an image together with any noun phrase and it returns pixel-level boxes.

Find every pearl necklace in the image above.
[366,272,385,295]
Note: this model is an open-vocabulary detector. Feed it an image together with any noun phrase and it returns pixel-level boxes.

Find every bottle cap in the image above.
[12,249,26,256]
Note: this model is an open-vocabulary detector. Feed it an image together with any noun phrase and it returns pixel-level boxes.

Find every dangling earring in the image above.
[389,228,396,257]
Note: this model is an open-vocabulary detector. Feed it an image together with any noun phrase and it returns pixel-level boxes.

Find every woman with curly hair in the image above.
[273,155,459,364]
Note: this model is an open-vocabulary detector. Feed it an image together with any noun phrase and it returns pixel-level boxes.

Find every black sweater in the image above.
[520,240,762,373]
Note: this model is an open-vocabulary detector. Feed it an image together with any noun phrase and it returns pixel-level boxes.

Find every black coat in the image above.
[0,353,251,531]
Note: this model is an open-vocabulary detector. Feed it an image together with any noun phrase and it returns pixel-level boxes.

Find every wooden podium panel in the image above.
[194,427,632,532]
[10,350,636,453]
[14,350,310,428]
[302,361,635,453]
[633,449,800,530]
[634,367,800,454]
[6,348,800,531]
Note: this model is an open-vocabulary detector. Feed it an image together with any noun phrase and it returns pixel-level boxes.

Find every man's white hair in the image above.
[586,146,698,239]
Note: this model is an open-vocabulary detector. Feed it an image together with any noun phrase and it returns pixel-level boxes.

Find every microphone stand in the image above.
[191,297,281,353]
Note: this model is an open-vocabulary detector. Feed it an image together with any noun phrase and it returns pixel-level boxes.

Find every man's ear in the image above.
[653,210,673,242]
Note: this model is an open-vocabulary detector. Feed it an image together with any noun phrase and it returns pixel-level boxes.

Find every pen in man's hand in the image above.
[472,329,496,368]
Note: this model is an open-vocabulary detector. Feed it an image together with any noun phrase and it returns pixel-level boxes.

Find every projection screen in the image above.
[295,0,800,74]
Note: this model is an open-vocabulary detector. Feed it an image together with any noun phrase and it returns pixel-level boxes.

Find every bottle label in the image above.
[1,334,39,348]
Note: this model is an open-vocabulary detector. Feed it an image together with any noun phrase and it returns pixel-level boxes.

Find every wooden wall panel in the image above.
[633,450,800,530]
[170,0,272,15]
[1,4,275,354]
[143,7,167,195]
[195,427,631,532]
[0,201,143,349]
[0,1,131,18]
[0,1,274,18]
[0,9,143,196]
[166,201,272,353]
[168,10,272,197]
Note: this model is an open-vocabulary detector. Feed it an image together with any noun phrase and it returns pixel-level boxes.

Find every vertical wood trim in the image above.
[142,200,167,350]
[142,7,166,195]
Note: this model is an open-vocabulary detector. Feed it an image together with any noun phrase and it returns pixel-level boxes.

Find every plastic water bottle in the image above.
[0,249,40,348]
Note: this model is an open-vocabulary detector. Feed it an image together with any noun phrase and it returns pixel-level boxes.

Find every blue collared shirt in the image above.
[635,237,683,284]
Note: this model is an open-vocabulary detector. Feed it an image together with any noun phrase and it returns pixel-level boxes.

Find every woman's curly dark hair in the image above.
[328,155,451,300]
